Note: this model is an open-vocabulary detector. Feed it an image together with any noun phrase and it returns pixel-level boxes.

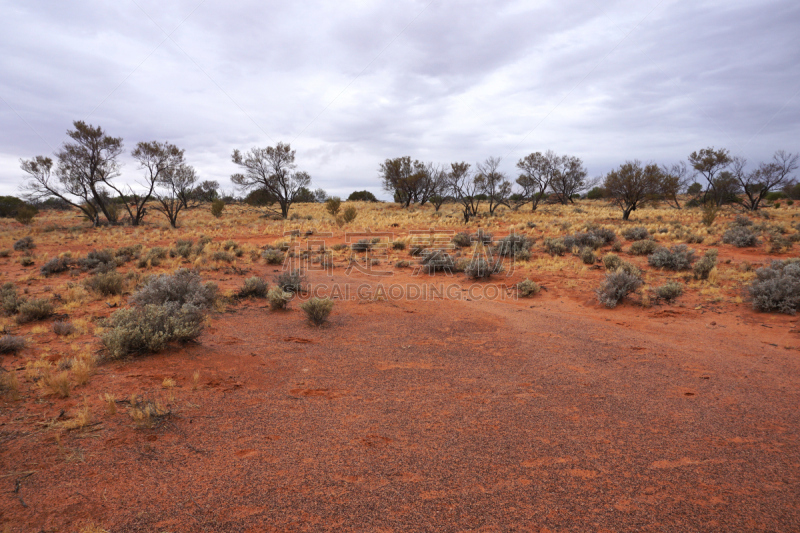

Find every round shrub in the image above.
[596,271,643,308]
[647,245,695,270]
[300,297,334,325]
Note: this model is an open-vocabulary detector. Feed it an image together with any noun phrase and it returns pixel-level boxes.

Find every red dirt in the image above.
[2,210,800,531]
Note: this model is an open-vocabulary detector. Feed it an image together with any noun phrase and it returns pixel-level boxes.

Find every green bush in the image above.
[14,205,38,225]
[16,298,54,324]
[211,199,225,217]
[102,303,204,359]
[238,276,268,298]
[602,253,622,271]
[300,297,334,325]
[656,282,683,301]
[342,206,357,223]
[579,247,596,265]
[325,197,342,216]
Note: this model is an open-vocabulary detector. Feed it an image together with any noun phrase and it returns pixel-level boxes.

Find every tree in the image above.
[294,186,316,203]
[154,164,198,228]
[313,188,328,203]
[732,151,798,210]
[516,151,560,211]
[659,161,692,209]
[189,180,220,205]
[688,147,732,206]
[379,157,441,207]
[231,142,311,218]
[107,141,183,226]
[550,155,587,204]
[447,162,482,222]
[347,190,378,202]
[604,161,663,220]
[20,121,123,225]
[475,157,511,215]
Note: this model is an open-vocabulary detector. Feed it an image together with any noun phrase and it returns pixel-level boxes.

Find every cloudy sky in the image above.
[1,0,798,199]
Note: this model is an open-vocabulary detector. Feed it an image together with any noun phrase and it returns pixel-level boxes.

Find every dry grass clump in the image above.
[128,395,170,428]
[60,402,92,430]
[0,370,20,399]
[300,297,334,325]
[693,249,718,280]
[40,369,71,398]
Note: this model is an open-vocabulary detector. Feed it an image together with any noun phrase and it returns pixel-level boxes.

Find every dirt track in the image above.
[2,268,799,532]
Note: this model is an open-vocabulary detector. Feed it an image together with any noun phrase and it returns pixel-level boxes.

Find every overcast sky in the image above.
[1,0,798,199]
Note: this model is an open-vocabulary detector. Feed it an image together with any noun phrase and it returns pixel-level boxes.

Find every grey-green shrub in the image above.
[130,269,217,309]
[723,226,758,247]
[13,236,34,251]
[238,277,268,298]
[749,260,800,314]
[1,283,22,315]
[40,256,73,276]
[656,282,683,301]
[420,250,455,273]
[465,258,503,279]
[629,239,657,255]
[452,232,471,248]
[596,271,643,308]
[262,249,285,265]
[602,253,622,271]
[543,237,567,256]
[579,247,596,265]
[494,234,533,257]
[274,269,306,293]
[267,287,293,310]
[102,302,204,359]
[16,298,53,324]
[622,227,649,241]
[693,249,718,280]
[300,297,334,325]
[85,271,125,296]
[648,245,695,270]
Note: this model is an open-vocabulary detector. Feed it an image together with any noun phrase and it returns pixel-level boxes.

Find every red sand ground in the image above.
[2,260,800,532]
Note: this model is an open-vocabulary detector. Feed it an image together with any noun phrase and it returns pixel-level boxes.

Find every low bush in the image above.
[749,260,800,314]
[351,239,372,252]
[13,236,34,251]
[171,239,195,259]
[515,249,531,261]
[656,282,683,301]
[85,271,125,296]
[40,256,74,276]
[602,253,621,271]
[622,227,649,241]
[238,276,268,298]
[300,297,334,325]
[420,250,455,273]
[115,244,142,261]
[629,239,657,255]
[596,271,643,308]
[129,396,171,428]
[693,249,718,280]
[648,245,695,270]
[341,206,358,223]
[579,247,596,265]
[452,232,471,248]
[392,241,406,251]
[494,234,533,257]
[0,335,25,354]
[543,237,567,256]
[564,232,602,251]
[131,269,217,308]
[137,246,168,268]
[262,249,285,264]
[517,279,540,297]
[723,226,758,247]
[464,258,503,279]
[212,251,235,263]
[53,321,76,336]
[395,260,410,268]
[325,197,341,216]
[16,298,54,324]
[471,229,493,245]
[733,214,753,227]
[1,283,22,314]
[267,286,293,310]
[211,199,225,217]
[102,302,204,359]
[78,249,116,272]
[274,269,306,293]
[0,249,10,257]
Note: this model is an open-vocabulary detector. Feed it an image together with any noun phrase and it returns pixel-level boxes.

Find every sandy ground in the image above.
[2,260,799,532]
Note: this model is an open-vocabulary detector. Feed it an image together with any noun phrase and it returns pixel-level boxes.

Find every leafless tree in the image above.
[447,162,482,222]
[231,142,311,218]
[20,121,123,225]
